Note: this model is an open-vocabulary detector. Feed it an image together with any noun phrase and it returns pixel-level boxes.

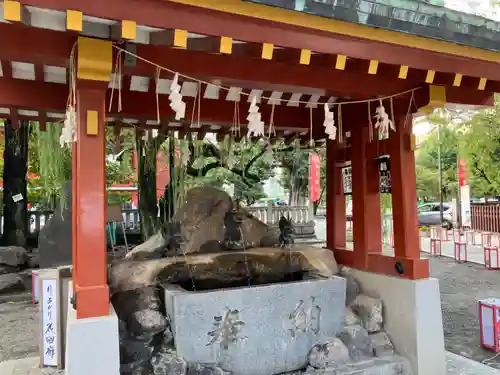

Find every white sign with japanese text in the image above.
[41,279,59,366]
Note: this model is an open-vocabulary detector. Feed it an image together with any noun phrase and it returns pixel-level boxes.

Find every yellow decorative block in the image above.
[398,65,409,79]
[425,70,435,84]
[121,20,136,40]
[410,134,417,151]
[453,73,463,87]
[4,1,21,22]
[66,10,82,32]
[219,37,233,54]
[86,110,98,136]
[478,77,487,90]
[261,43,274,60]
[174,29,188,48]
[300,49,311,65]
[335,55,346,70]
[419,85,446,113]
[368,60,379,75]
[77,37,113,82]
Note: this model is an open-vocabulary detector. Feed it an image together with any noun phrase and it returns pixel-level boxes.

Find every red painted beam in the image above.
[0,78,321,129]
[0,24,419,99]
[20,0,500,81]
[0,24,75,67]
[129,44,419,98]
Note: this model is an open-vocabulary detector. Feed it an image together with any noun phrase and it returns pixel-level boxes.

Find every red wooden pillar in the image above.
[326,139,346,250]
[73,37,112,319]
[72,142,78,290]
[351,123,382,269]
[389,116,429,278]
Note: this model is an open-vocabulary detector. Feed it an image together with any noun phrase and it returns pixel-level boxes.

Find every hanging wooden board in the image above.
[378,156,392,194]
[341,165,352,196]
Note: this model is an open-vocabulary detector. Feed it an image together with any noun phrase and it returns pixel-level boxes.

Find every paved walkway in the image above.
[2,352,500,375]
[420,236,495,265]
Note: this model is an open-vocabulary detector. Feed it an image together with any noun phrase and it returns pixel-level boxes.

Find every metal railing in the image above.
[0,204,317,236]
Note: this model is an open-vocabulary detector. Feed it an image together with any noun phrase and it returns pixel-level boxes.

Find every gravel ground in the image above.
[0,301,39,362]
[430,255,500,369]
[0,254,499,369]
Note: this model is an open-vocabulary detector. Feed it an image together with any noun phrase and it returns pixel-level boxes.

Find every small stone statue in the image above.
[279,215,295,249]
[222,209,246,251]
[162,221,186,255]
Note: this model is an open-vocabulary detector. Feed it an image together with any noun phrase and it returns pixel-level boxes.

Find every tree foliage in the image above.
[458,102,500,197]
[28,123,135,208]
[415,100,500,200]
[274,143,325,205]
[415,121,459,201]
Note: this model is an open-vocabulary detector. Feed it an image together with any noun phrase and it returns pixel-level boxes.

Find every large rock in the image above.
[111,286,168,339]
[125,187,281,260]
[0,273,24,293]
[0,264,21,275]
[370,331,395,358]
[338,324,373,361]
[349,294,383,333]
[187,364,230,375]
[119,337,155,375]
[308,338,350,369]
[151,347,187,375]
[111,247,339,295]
[344,307,360,326]
[338,266,360,306]
[0,246,28,267]
[38,181,72,268]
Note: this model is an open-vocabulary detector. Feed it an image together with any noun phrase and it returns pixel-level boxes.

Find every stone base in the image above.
[306,356,412,375]
[352,271,446,375]
[164,277,346,375]
[65,284,120,375]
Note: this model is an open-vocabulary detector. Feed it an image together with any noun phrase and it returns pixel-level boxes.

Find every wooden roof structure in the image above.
[0,0,497,145]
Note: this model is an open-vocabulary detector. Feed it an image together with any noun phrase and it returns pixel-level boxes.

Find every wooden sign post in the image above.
[39,272,62,369]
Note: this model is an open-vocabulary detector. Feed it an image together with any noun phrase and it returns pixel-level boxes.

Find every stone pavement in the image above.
[2,352,500,375]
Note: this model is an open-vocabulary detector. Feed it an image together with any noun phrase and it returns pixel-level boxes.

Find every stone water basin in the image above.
[164,276,346,375]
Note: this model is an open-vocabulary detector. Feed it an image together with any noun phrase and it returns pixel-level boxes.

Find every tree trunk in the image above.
[2,119,29,246]
[136,130,160,241]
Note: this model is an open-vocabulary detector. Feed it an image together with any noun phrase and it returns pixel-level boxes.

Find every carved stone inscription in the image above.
[288,296,321,337]
[206,309,246,350]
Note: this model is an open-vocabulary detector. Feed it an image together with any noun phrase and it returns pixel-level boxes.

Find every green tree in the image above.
[458,102,500,196]
[181,137,274,206]
[415,115,459,201]
[28,123,135,209]
[274,143,325,206]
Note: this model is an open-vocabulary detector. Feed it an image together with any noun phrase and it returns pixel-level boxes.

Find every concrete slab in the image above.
[447,352,500,375]
[2,352,500,375]
[306,356,412,375]
[164,277,346,375]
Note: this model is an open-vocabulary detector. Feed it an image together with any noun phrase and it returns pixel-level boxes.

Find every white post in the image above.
[308,200,314,222]
[266,201,274,225]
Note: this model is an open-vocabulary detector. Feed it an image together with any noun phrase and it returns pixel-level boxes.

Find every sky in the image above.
[444,0,500,19]
[413,120,433,136]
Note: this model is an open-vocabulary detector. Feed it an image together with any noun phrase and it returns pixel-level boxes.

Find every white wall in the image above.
[352,270,446,375]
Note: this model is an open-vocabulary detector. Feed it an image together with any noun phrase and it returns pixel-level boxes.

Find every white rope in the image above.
[112,44,420,107]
